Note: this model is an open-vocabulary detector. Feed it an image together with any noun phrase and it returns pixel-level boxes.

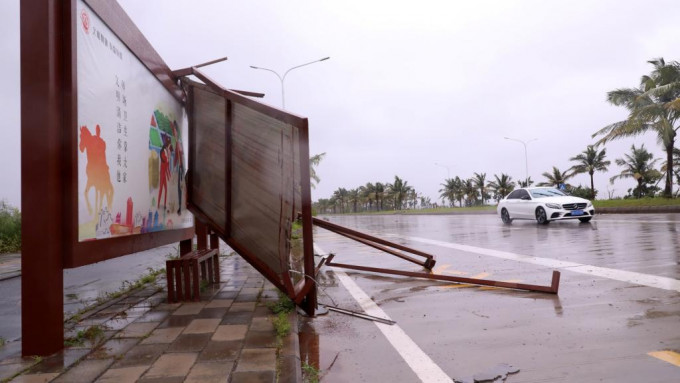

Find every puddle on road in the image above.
[454,363,520,383]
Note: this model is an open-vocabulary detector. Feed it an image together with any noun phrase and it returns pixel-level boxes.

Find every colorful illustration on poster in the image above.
[76,0,191,241]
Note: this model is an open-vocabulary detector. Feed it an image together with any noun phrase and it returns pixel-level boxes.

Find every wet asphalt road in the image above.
[0,244,178,348]
[304,213,680,383]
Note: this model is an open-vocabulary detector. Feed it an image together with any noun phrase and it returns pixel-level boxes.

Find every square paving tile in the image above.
[196,308,228,319]
[116,322,159,338]
[112,343,167,368]
[249,317,274,332]
[220,311,253,325]
[141,327,184,344]
[97,365,148,383]
[183,318,221,334]
[53,358,114,382]
[212,325,248,342]
[229,302,256,312]
[205,299,234,309]
[235,349,276,372]
[185,361,233,383]
[172,303,206,316]
[167,333,211,353]
[87,338,139,360]
[143,353,198,378]
[135,310,170,323]
[235,293,259,302]
[230,370,275,383]
[244,331,278,348]
[198,340,242,362]
[158,315,195,328]
[12,373,60,383]
[27,349,90,374]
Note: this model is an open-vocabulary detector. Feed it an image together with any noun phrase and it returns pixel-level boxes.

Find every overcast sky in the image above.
[2,0,680,208]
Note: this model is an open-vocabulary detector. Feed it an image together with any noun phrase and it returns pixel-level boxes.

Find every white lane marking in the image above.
[315,244,453,383]
[398,235,680,293]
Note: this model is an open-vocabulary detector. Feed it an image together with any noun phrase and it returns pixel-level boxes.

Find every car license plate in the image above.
[572,209,584,216]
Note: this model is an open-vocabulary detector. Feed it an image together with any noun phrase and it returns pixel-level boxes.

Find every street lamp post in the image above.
[250,57,330,109]
[504,137,537,186]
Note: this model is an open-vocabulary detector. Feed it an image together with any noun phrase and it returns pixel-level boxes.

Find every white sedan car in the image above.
[497,187,595,224]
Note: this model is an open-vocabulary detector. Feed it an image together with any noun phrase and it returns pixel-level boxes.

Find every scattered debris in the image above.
[454,363,520,383]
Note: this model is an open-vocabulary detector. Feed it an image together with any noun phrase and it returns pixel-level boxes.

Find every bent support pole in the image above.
[325,254,561,294]
[312,217,436,270]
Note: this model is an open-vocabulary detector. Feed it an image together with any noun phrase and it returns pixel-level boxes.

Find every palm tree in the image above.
[593,58,680,197]
[569,146,610,199]
[462,178,477,207]
[661,148,680,196]
[439,178,457,207]
[387,176,412,210]
[360,182,376,211]
[374,182,385,211]
[488,173,515,202]
[610,144,663,199]
[473,172,489,205]
[332,188,349,213]
[348,188,360,213]
[309,153,326,189]
[538,167,573,187]
[517,177,534,188]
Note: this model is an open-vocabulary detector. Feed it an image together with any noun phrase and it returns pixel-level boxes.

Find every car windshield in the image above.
[529,188,567,198]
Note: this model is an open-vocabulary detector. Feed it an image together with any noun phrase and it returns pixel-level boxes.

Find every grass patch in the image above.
[267,291,295,314]
[0,337,5,347]
[64,325,105,347]
[0,200,21,254]
[302,362,320,383]
[272,312,291,338]
[593,197,680,208]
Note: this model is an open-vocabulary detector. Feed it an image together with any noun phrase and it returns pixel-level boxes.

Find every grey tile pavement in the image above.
[0,255,302,382]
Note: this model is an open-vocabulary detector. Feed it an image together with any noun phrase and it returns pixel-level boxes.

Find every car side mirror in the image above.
[521,196,531,200]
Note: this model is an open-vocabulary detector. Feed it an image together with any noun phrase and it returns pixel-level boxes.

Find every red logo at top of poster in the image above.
[81,9,90,34]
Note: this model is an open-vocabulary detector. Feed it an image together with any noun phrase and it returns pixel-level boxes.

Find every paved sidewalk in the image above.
[0,255,301,382]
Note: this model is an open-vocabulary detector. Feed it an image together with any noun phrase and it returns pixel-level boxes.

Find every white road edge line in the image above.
[397,235,680,293]
[314,244,453,383]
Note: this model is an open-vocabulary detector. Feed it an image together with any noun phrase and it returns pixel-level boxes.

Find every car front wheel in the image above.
[535,207,549,224]
[501,208,512,224]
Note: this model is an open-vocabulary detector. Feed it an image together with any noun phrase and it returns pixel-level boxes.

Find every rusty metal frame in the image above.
[325,253,560,294]
[312,217,436,269]
[313,218,560,294]
[181,70,318,315]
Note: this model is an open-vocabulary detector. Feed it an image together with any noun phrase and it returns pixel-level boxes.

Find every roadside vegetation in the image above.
[0,200,21,254]
[313,58,680,213]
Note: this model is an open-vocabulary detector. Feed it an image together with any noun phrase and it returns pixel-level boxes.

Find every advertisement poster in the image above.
[76,0,192,241]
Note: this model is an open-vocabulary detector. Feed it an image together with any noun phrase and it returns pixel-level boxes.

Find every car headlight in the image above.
[545,203,561,209]
[587,201,593,208]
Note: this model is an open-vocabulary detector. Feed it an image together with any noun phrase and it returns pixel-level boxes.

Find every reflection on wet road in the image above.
[304,214,680,382]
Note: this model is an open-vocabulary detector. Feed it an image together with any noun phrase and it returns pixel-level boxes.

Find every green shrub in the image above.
[0,200,21,254]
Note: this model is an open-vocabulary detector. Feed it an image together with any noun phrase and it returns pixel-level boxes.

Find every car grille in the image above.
[562,203,587,210]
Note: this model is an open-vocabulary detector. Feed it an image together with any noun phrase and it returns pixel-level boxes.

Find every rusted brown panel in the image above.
[230,102,295,278]
[20,0,69,356]
[191,86,227,229]
[83,0,183,102]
